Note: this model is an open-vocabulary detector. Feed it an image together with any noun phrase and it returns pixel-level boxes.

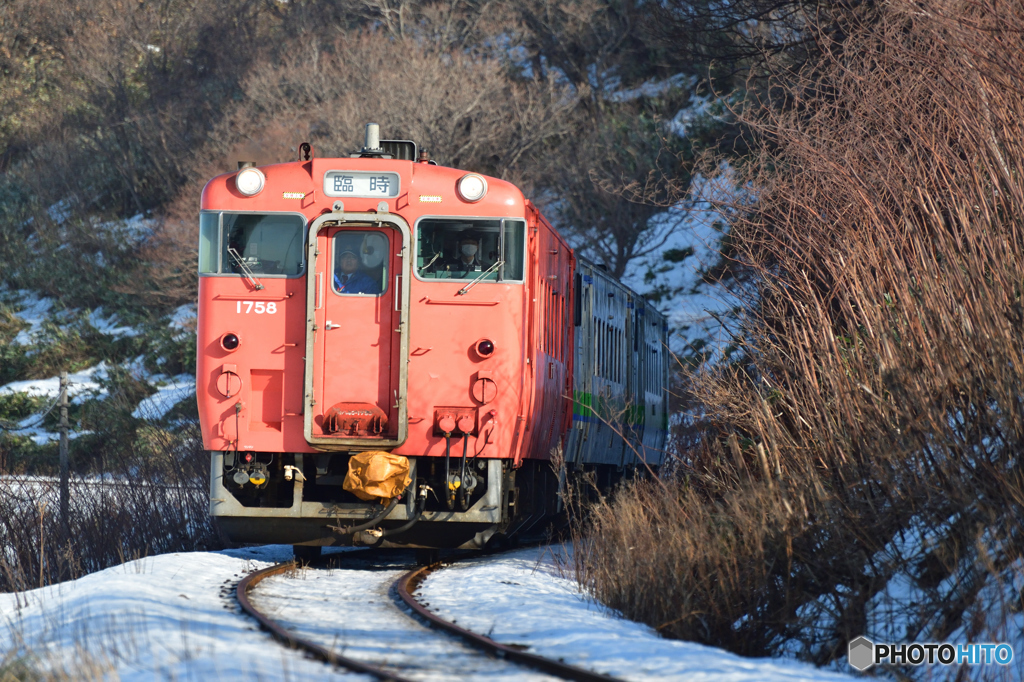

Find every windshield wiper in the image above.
[457,260,504,296]
[423,251,442,271]
[227,247,265,291]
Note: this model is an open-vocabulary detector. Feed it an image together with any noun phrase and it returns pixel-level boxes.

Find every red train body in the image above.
[198,131,667,551]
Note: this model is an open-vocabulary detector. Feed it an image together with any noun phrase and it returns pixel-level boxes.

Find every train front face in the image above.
[197,152,530,549]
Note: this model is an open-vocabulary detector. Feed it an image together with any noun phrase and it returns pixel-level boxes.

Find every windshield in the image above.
[416,218,525,281]
[198,212,305,277]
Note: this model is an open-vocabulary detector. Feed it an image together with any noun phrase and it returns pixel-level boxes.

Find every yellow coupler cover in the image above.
[343,451,411,501]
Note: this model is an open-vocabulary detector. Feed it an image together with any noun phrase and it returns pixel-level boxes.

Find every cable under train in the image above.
[196,125,668,558]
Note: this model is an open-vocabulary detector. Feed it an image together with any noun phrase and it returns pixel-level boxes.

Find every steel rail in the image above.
[395,563,624,682]
[235,560,414,682]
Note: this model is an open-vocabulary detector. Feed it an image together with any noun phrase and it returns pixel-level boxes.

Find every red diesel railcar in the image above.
[197,126,667,555]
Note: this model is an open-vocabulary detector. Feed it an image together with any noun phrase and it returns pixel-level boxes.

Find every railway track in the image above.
[236,559,411,682]
[236,549,624,681]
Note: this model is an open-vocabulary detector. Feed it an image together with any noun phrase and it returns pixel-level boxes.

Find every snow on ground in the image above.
[95,212,157,244]
[584,84,749,359]
[666,89,719,139]
[46,199,72,225]
[778,513,1024,680]
[255,553,557,681]
[5,288,144,344]
[87,306,139,338]
[6,287,136,342]
[5,419,90,446]
[1,285,198,438]
[0,355,195,441]
[168,303,197,341]
[0,546,352,680]
[0,545,856,681]
[418,546,853,682]
[619,169,743,355]
[0,363,111,403]
[608,73,692,103]
[7,290,54,346]
[168,303,196,330]
[131,374,195,420]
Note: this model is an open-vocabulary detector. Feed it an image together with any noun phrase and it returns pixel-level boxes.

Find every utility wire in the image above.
[0,384,70,432]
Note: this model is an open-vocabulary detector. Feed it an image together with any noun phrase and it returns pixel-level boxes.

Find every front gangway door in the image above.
[304,214,411,448]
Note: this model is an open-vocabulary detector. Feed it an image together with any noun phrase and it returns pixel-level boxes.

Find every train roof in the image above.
[576,254,667,324]
[200,155,527,220]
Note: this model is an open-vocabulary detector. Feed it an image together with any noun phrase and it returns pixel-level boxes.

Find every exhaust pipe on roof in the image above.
[356,123,419,160]
[363,123,381,153]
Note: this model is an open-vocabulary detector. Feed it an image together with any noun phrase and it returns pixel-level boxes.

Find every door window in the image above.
[332,230,390,296]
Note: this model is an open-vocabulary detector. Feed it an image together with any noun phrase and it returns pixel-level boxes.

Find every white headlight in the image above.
[457,174,487,203]
[236,167,265,196]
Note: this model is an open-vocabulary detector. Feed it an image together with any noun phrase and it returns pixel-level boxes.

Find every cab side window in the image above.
[198,211,305,277]
[222,213,305,276]
[416,218,525,281]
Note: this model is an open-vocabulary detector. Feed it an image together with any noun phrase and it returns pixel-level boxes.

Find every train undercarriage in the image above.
[210,451,564,552]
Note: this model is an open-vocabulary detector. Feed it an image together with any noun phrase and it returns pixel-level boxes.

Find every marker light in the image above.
[236,167,265,196]
[221,333,240,351]
[457,174,488,203]
[475,338,495,358]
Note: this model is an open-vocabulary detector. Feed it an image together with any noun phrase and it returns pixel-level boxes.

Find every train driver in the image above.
[334,248,381,295]
[441,234,489,278]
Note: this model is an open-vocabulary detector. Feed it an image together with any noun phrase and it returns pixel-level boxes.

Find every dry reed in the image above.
[0,422,219,594]
[576,0,1024,674]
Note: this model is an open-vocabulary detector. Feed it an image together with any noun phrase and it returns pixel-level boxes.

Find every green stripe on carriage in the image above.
[572,390,660,427]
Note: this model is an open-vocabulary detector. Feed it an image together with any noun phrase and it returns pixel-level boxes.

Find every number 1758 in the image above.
[236,301,277,314]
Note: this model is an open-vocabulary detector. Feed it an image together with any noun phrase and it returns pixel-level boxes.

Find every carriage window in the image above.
[416,218,525,281]
[332,231,390,296]
[202,212,305,277]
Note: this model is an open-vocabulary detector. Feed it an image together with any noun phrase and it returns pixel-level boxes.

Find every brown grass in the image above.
[575,0,1024,672]
[0,422,219,593]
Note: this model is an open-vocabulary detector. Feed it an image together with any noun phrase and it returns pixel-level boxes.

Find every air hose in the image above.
[355,485,431,546]
[458,434,469,511]
[329,497,399,536]
[380,486,430,538]
[444,431,456,510]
